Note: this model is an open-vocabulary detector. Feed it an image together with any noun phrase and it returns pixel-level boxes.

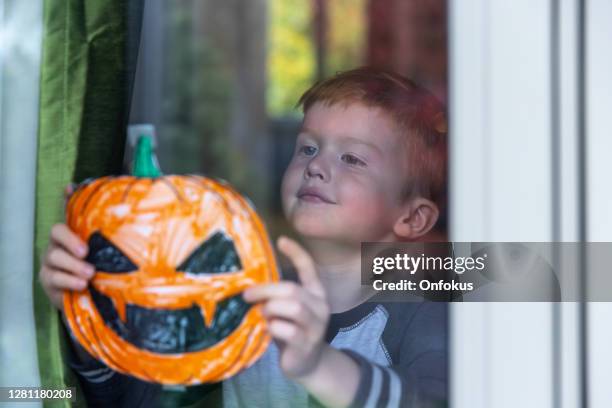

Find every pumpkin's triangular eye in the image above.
[178,232,242,274]
[86,232,138,273]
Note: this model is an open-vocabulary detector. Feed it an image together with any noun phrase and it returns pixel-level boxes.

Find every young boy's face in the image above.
[281,101,410,244]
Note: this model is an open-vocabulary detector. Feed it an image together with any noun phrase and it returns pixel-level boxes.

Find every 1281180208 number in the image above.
[0,387,75,401]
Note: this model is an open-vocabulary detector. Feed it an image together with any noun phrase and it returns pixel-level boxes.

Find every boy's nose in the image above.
[304,156,329,181]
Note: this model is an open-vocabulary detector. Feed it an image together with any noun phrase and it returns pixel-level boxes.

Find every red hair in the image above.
[298,67,447,223]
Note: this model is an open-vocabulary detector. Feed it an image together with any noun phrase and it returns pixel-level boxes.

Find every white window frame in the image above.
[0,0,44,399]
[447,0,594,407]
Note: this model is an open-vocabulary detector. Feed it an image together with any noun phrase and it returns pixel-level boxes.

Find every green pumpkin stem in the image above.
[133,135,162,177]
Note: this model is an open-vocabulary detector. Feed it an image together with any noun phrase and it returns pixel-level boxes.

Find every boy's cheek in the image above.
[280,172,299,213]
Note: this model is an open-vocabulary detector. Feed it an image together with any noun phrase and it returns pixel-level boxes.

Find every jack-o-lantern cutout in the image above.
[63,136,279,385]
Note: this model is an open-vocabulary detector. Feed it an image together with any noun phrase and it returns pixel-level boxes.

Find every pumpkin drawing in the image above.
[63,136,279,384]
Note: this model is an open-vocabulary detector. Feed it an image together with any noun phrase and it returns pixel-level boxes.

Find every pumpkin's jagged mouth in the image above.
[91,272,259,326]
[89,286,251,354]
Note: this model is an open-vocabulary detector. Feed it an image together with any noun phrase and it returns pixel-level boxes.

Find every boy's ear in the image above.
[393,198,439,239]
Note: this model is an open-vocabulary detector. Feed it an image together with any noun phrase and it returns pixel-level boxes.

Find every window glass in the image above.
[129,0,448,238]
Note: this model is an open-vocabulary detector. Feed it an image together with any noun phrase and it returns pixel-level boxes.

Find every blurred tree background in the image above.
[161,5,233,179]
[327,0,366,77]
[267,0,315,117]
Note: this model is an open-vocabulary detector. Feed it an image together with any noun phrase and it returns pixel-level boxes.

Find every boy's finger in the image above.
[268,319,301,343]
[243,281,301,303]
[45,248,95,279]
[50,224,88,258]
[64,183,76,198]
[49,271,88,291]
[276,236,325,297]
[262,298,316,326]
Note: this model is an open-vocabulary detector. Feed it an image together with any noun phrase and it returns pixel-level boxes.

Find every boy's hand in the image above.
[244,236,330,380]
[39,184,95,311]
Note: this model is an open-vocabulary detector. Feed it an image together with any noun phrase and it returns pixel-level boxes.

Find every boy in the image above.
[40,67,448,407]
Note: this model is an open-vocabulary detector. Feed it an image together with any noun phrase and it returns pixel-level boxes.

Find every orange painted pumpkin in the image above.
[63,136,278,385]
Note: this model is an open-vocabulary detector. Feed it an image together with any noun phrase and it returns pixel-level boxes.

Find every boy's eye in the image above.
[298,145,317,156]
[341,154,366,167]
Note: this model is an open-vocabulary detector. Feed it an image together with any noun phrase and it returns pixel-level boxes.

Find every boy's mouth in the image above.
[297,186,335,204]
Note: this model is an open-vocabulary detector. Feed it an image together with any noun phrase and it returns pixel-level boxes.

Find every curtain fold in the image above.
[33,1,142,406]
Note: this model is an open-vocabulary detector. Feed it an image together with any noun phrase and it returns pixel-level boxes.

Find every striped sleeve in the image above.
[342,350,421,408]
[62,326,161,407]
[342,303,448,408]
[61,321,130,406]
[60,313,117,383]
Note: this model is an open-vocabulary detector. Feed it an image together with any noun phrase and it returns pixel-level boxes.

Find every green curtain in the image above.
[33,1,141,406]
